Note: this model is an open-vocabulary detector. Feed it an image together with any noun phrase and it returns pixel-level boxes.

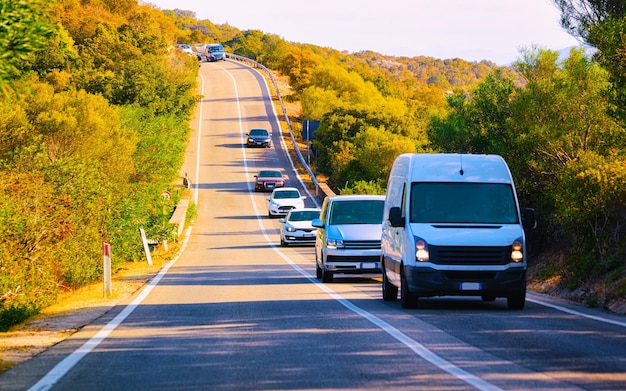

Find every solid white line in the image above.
[193,72,205,205]
[28,228,193,391]
[27,70,210,391]
[527,296,626,328]
[254,69,319,207]
[230,65,503,391]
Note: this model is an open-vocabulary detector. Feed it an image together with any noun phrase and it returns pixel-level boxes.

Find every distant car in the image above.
[254,170,285,192]
[278,208,321,246]
[246,128,271,148]
[267,187,306,218]
[177,44,193,55]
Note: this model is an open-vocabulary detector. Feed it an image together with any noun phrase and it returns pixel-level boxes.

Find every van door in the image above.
[382,179,406,286]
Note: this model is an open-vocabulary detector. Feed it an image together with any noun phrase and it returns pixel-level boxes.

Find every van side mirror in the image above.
[311,218,323,228]
[388,207,404,228]
[522,208,537,231]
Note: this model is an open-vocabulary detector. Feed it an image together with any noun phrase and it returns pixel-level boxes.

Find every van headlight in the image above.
[511,240,524,262]
[415,238,429,262]
[327,238,344,249]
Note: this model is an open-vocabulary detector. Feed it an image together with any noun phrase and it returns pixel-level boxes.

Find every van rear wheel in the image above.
[382,268,398,301]
[400,270,418,309]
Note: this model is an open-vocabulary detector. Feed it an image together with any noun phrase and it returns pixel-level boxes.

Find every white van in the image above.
[381,153,536,309]
[206,43,225,61]
[312,195,385,282]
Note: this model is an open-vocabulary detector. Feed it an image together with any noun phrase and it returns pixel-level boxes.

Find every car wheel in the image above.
[316,262,322,279]
[382,265,398,301]
[321,264,333,283]
[507,289,526,310]
[280,237,287,247]
[400,268,418,309]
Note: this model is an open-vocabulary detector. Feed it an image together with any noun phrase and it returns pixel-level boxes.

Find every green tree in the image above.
[278,47,321,92]
[0,171,72,328]
[428,69,517,155]
[351,127,416,183]
[554,0,626,123]
[0,0,55,89]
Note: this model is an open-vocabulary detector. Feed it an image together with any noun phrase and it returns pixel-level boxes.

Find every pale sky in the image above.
[143,0,582,65]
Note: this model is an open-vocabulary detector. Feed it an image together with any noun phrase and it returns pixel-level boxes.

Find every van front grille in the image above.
[429,245,511,265]
[342,240,381,250]
[327,255,380,264]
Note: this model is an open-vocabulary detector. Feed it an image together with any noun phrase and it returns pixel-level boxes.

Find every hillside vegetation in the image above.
[163,5,626,310]
[0,0,198,330]
[0,0,624,330]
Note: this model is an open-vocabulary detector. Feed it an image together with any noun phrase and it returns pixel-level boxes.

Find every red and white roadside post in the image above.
[103,242,112,297]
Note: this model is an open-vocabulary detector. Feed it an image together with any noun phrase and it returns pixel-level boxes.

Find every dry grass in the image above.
[0,242,180,374]
[265,71,324,194]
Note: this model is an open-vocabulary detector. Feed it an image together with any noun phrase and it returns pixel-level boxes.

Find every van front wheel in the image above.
[322,268,334,283]
[400,270,418,309]
[382,269,398,301]
[316,263,322,279]
[507,290,526,310]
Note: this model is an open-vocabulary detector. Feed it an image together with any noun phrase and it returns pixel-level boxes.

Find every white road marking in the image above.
[527,297,626,328]
[236,68,503,391]
[28,62,623,391]
[27,69,209,391]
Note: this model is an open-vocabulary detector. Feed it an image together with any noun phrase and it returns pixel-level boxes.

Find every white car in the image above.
[267,187,306,218]
[278,208,321,246]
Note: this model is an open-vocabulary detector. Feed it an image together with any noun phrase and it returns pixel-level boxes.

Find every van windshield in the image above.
[329,200,384,225]
[410,182,518,224]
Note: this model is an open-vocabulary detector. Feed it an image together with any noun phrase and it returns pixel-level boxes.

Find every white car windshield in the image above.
[249,129,268,137]
[288,210,320,221]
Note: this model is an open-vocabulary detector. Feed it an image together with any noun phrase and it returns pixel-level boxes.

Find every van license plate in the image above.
[460,282,482,290]
[359,263,378,269]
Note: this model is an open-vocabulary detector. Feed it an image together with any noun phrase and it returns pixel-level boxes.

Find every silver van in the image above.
[312,195,385,282]
[381,153,536,309]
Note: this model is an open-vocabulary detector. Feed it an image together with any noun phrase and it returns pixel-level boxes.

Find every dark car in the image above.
[246,128,271,148]
[254,170,285,192]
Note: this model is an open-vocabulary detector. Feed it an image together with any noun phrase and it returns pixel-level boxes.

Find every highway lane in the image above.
[2,59,626,390]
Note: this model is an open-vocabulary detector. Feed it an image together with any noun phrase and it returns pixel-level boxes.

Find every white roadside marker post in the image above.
[139,228,153,266]
[103,242,112,297]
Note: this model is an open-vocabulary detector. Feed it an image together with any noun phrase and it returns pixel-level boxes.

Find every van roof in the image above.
[328,194,385,201]
[398,153,513,183]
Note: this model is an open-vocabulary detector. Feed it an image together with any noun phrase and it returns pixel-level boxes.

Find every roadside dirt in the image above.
[0,259,164,375]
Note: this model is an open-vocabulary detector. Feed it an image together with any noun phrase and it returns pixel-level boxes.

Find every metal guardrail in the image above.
[226,53,322,197]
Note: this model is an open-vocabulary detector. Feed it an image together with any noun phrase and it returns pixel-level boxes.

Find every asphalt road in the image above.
[2,60,626,391]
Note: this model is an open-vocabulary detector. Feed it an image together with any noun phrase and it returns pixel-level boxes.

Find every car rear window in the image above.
[274,190,300,199]
[259,171,281,177]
